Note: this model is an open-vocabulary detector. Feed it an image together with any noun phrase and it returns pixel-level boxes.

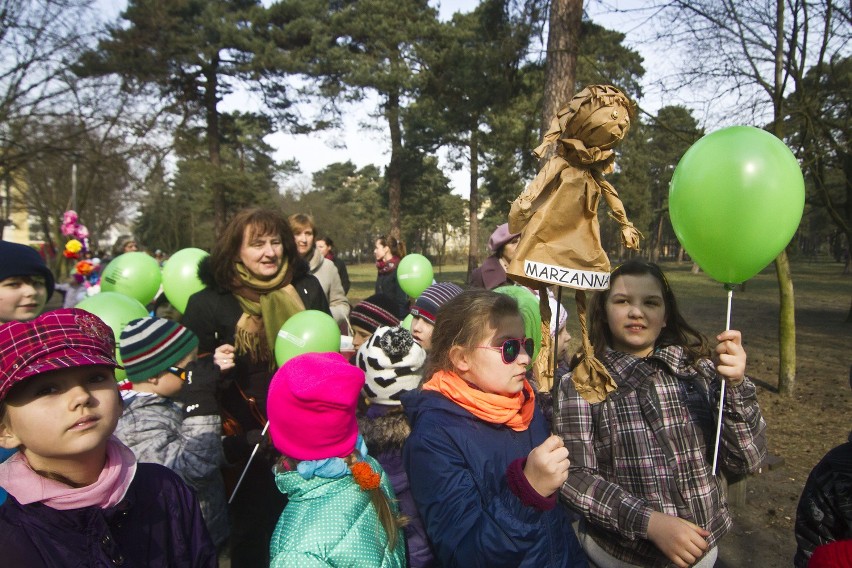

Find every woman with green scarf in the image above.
[182,207,330,568]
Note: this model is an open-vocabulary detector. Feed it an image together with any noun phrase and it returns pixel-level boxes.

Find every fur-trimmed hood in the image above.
[357,405,411,455]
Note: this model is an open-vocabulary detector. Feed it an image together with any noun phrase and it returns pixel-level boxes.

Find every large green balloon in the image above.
[161,248,209,313]
[77,292,149,383]
[669,126,804,284]
[397,254,434,298]
[101,252,162,305]
[274,310,341,366]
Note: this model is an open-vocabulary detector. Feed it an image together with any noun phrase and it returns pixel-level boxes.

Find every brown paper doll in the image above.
[507,84,641,404]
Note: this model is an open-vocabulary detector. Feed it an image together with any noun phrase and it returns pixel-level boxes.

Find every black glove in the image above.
[179,357,219,418]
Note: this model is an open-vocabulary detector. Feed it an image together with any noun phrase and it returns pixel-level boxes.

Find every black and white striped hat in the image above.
[356,326,425,406]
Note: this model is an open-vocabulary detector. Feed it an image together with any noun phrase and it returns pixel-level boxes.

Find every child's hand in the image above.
[647,511,710,568]
[714,329,746,386]
[213,344,236,373]
[523,434,570,497]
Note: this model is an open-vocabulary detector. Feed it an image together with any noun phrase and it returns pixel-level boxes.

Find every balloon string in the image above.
[711,287,734,475]
[229,420,270,504]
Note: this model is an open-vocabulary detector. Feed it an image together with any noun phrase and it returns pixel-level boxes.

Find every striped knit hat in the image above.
[119,317,199,383]
[410,282,464,325]
[350,293,400,334]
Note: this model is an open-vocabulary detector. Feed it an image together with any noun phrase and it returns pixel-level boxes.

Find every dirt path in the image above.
[654,259,851,567]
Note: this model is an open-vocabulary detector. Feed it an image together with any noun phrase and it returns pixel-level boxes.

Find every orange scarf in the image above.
[422,370,535,432]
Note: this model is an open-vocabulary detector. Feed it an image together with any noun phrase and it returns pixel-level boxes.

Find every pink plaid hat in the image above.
[0,308,119,401]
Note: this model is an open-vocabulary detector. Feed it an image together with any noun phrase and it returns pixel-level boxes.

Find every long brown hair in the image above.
[377,235,406,259]
[209,208,298,290]
[588,259,710,361]
[426,290,520,379]
[276,451,407,549]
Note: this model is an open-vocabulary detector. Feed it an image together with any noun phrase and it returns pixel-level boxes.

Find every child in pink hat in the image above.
[0,308,216,566]
[266,351,407,567]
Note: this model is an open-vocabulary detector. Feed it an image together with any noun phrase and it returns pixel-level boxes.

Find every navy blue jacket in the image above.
[402,389,587,568]
[0,463,217,567]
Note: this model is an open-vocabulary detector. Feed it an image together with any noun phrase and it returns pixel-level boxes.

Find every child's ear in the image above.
[448,345,472,373]
[0,421,22,450]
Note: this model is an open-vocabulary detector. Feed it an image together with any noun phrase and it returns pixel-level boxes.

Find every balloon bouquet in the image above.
[60,211,101,296]
[669,125,805,472]
[79,247,210,381]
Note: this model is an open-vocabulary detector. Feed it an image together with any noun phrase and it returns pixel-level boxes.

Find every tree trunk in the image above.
[540,0,583,138]
[775,250,796,394]
[467,130,480,277]
[205,57,224,233]
[651,214,664,263]
[385,91,403,240]
[773,0,797,396]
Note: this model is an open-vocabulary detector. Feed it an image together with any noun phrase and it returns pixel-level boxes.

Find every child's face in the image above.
[556,324,572,363]
[351,325,372,351]
[410,316,434,351]
[153,351,197,398]
[0,275,48,323]
[605,273,667,358]
[455,314,529,397]
[0,365,121,472]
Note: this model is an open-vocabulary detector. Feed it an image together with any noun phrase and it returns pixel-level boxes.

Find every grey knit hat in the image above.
[356,326,425,406]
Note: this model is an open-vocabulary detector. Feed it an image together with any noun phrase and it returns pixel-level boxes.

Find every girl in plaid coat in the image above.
[555,260,766,568]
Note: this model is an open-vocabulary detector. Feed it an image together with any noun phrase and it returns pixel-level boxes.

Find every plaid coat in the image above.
[555,345,766,567]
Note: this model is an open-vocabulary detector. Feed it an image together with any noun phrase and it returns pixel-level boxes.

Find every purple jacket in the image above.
[0,462,217,567]
[469,255,512,290]
[358,404,435,568]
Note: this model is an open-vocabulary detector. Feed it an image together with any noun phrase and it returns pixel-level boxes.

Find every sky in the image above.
[96,0,671,197]
[233,0,673,196]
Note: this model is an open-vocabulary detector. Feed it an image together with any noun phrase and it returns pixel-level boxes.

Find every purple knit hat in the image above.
[487,223,520,253]
[409,282,464,325]
[267,351,365,461]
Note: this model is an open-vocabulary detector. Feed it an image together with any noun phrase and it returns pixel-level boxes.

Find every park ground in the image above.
[351,256,851,566]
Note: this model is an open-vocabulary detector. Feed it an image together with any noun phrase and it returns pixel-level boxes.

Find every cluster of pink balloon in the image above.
[669,126,805,284]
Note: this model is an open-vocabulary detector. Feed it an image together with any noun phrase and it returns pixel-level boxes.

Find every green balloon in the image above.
[669,126,804,284]
[400,313,413,330]
[397,254,434,298]
[114,350,129,382]
[77,292,149,341]
[274,310,341,366]
[494,285,542,364]
[101,252,162,305]
[161,248,209,313]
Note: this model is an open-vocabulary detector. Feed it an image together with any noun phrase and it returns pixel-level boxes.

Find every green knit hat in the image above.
[119,317,199,383]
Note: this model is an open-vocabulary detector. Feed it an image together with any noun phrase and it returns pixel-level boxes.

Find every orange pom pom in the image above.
[350,461,381,491]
